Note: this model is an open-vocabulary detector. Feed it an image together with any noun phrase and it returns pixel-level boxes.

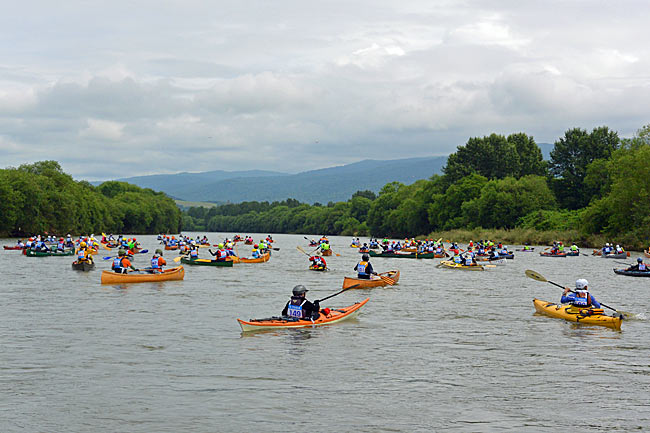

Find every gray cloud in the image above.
[1,1,649,180]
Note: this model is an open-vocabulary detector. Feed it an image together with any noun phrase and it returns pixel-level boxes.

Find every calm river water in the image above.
[1,234,649,432]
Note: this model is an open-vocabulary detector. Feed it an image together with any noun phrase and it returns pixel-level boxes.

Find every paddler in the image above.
[281,285,320,320]
[626,258,647,272]
[309,255,326,270]
[76,242,93,264]
[561,279,601,308]
[112,250,138,274]
[320,241,331,254]
[150,249,167,273]
[354,254,375,279]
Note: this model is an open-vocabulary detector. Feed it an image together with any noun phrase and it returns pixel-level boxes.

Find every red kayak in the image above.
[3,245,24,250]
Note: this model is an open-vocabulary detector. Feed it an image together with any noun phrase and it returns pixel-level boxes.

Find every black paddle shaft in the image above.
[545,278,619,314]
[318,284,360,303]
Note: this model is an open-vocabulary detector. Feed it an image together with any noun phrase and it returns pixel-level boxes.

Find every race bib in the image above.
[287,304,303,318]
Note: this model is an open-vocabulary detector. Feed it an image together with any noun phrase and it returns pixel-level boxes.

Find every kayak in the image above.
[164,245,178,251]
[532,299,622,330]
[180,257,233,267]
[498,253,515,259]
[101,266,185,284]
[437,260,485,271]
[71,260,95,271]
[244,240,253,245]
[613,268,650,277]
[515,248,535,252]
[539,252,567,257]
[309,265,328,271]
[368,250,440,259]
[602,252,628,259]
[350,244,360,248]
[593,249,630,257]
[565,251,580,256]
[342,270,400,289]
[475,258,506,265]
[24,249,74,257]
[237,298,370,332]
[3,245,25,250]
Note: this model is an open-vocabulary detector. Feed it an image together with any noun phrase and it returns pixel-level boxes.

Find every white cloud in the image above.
[79,118,125,141]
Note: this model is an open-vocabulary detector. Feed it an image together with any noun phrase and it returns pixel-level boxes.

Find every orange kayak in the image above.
[238,298,369,332]
[342,270,400,289]
[100,266,185,284]
[239,252,270,263]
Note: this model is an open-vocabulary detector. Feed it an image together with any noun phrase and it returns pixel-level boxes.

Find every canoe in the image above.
[237,298,370,332]
[602,252,628,259]
[400,247,417,253]
[613,268,650,277]
[532,299,622,330]
[309,265,328,271]
[437,260,484,271]
[24,249,74,257]
[164,245,178,251]
[101,266,185,284]
[368,250,439,259]
[239,252,271,263]
[71,260,95,271]
[342,270,400,289]
[321,249,333,256]
[244,240,253,245]
[539,252,567,257]
[180,257,233,267]
[3,245,24,250]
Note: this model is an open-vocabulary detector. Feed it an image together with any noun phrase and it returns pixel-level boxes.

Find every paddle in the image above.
[524,269,632,319]
[296,246,309,256]
[318,284,361,303]
[173,253,189,263]
[377,272,396,285]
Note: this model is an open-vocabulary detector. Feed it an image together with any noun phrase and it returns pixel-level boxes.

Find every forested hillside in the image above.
[0,161,181,236]
[181,126,650,249]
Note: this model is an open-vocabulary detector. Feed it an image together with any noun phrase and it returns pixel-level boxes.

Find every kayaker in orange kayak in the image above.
[112,250,138,273]
[150,249,167,273]
[354,254,375,279]
[282,285,320,319]
[561,279,601,308]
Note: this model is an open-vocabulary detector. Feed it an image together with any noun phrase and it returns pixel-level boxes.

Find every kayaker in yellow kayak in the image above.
[354,254,375,279]
[561,279,601,308]
[282,285,320,319]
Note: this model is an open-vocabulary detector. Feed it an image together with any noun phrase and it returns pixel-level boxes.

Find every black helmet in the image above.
[362,253,369,261]
[292,285,308,296]
[638,257,643,263]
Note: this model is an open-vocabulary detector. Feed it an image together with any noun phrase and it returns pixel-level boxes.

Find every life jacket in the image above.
[321,243,330,251]
[252,248,260,258]
[287,298,307,318]
[112,257,123,270]
[57,242,65,250]
[77,250,86,260]
[357,260,369,276]
[190,249,198,258]
[572,291,591,307]
[639,263,647,271]
[464,257,473,266]
[453,255,462,264]
[151,257,161,269]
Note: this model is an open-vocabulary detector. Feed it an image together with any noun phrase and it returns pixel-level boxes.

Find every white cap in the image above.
[575,279,589,289]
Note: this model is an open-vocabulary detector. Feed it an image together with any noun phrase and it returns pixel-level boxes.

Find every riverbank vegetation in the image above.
[182,124,650,250]
[0,161,181,236]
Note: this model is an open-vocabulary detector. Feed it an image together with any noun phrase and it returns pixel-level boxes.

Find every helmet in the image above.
[362,254,369,261]
[575,279,588,289]
[118,249,126,256]
[253,244,258,248]
[80,242,87,247]
[616,245,620,248]
[606,243,610,246]
[218,243,224,248]
[638,257,643,263]
[59,237,64,241]
[292,285,308,296]
[155,249,163,255]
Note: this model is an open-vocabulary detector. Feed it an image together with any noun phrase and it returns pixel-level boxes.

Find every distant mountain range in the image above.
[98,156,448,204]
[95,143,554,205]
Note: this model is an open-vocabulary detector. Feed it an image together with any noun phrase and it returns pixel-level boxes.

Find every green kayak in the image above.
[180,257,233,267]
[25,249,74,257]
[368,250,438,259]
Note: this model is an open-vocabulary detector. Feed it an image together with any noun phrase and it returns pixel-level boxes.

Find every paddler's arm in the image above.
[281,301,289,316]
[590,296,601,308]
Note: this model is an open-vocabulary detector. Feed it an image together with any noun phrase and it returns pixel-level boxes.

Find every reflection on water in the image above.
[1,234,649,432]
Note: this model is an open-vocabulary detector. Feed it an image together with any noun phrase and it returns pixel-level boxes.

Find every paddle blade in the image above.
[102,256,113,260]
[379,275,395,285]
[296,246,307,255]
[525,269,547,282]
[173,255,183,262]
[139,249,148,254]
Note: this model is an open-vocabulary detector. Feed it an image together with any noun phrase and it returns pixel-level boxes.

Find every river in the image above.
[1,234,649,432]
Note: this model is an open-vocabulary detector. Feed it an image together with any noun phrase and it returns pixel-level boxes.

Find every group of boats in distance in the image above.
[4,234,649,331]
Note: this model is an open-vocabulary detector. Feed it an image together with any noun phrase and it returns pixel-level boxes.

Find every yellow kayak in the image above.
[532,299,622,330]
[437,260,484,271]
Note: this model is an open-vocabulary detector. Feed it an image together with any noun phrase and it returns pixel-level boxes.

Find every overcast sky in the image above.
[1,1,649,180]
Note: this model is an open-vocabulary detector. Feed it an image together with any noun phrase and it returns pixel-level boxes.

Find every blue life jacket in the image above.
[78,250,86,260]
[151,257,160,269]
[113,257,122,270]
[357,261,369,277]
